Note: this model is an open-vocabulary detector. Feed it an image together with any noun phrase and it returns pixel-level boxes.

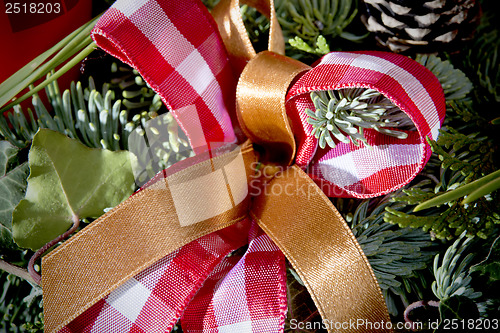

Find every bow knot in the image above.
[236,51,310,165]
[40,0,445,332]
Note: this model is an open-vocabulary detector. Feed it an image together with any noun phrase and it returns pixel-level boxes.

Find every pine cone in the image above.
[361,0,481,53]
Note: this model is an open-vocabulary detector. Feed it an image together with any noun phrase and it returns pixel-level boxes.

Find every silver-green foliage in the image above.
[349,200,437,316]
[0,76,161,151]
[306,88,412,148]
[416,54,473,102]
[432,232,482,301]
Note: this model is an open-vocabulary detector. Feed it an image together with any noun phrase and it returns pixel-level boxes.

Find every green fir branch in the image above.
[348,200,438,316]
[0,272,43,332]
[461,12,500,103]
[306,88,413,148]
[276,0,366,56]
[432,233,482,301]
[384,127,498,240]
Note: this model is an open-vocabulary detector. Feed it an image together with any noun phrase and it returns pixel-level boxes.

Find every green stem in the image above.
[0,16,99,109]
[0,16,96,98]
[0,42,97,113]
[462,175,500,204]
[414,169,500,211]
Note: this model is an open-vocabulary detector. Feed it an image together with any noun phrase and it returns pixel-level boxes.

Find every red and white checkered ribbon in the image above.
[287,51,446,197]
[59,220,285,333]
[91,0,236,152]
[57,0,446,331]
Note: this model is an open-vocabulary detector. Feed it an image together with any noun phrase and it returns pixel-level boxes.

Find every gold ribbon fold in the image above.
[42,145,257,332]
[236,51,310,165]
[211,0,285,74]
[42,0,393,332]
[252,166,391,332]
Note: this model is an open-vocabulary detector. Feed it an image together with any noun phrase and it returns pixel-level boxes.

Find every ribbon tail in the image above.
[182,221,287,333]
[58,220,252,332]
[251,165,392,333]
[91,0,237,151]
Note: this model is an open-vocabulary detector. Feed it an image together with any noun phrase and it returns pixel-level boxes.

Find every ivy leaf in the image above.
[470,235,500,284]
[12,129,136,251]
[438,296,479,327]
[0,224,17,252]
[0,141,19,175]
[0,141,29,252]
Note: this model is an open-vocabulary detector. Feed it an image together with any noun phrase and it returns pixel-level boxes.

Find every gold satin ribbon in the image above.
[42,145,258,332]
[236,51,310,165]
[42,0,392,332]
[252,166,390,332]
[211,0,284,74]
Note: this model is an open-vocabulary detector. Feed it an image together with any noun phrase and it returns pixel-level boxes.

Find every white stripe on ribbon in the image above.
[317,144,422,188]
[320,53,441,140]
[218,321,253,333]
[115,0,232,143]
[177,50,217,95]
[212,258,252,328]
[113,0,148,17]
[90,278,151,332]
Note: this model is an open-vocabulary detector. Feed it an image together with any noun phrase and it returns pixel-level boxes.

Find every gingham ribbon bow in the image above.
[41,0,445,332]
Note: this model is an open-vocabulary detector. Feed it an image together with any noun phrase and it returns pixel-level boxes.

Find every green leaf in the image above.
[0,141,19,175]
[0,141,29,252]
[12,129,136,251]
[470,235,500,284]
[0,223,16,252]
[438,296,479,325]
[0,163,29,229]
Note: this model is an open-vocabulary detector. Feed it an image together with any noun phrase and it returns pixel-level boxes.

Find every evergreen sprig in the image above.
[0,65,193,179]
[415,54,473,102]
[384,127,498,240]
[0,272,43,332]
[276,0,365,52]
[0,76,159,151]
[432,232,481,301]
[348,200,438,316]
[445,100,488,127]
[462,12,500,103]
[306,88,412,148]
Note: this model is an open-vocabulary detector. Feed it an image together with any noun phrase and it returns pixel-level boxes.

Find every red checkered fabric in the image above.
[181,222,287,333]
[91,0,236,152]
[286,51,446,198]
[59,0,447,332]
[58,220,286,333]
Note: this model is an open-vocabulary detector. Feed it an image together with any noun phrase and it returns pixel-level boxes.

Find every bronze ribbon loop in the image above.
[211,0,285,74]
[42,144,257,333]
[42,0,393,332]
[251,166,391,332]
[213,0,392,330]
[236,51,310,165]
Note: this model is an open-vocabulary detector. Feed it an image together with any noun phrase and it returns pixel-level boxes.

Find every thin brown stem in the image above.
[404,300,440,330]
[0,259,36,285]
[28,215,80,285]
